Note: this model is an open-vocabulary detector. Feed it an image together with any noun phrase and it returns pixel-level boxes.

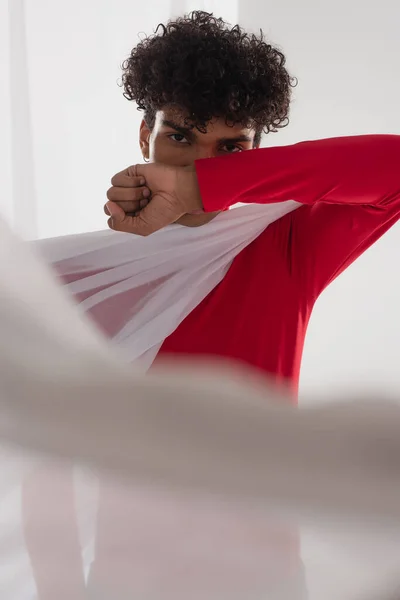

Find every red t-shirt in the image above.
[158,135,400,398]
[90,135,400,593]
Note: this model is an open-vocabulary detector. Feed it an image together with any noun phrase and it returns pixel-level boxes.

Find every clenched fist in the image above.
[105,163,203,236]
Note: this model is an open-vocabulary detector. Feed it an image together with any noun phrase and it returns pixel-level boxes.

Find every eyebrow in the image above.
[162,120,195,139]
[220,134,253,144]
[162,120,253,144]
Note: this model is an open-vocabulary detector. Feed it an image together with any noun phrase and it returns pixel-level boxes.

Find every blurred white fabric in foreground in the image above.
[1,215,400,599]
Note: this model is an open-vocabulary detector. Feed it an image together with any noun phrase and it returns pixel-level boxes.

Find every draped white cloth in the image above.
[1,209,400,599]
[36,202,299,368]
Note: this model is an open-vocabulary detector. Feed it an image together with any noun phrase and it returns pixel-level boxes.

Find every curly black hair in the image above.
[121,11,295,144]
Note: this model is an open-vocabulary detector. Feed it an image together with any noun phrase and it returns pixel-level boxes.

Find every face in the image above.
[139,107,259,227]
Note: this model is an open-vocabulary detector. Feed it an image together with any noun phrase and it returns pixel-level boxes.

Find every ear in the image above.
[139,120,151,161]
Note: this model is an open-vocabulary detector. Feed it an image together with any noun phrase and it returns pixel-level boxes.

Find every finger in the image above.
[111,167,146,188]
[107,191,183,236]
[104,199,149,215]
[107,213,145,236]
[106,186,150,202]
[105,201,126,226]
[105,200,148,236]
[116,198,150,212]
[104,197,149,218]
[106,201,151,236]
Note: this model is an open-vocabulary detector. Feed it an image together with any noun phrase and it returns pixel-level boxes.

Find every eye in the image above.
[169,133,189,144]
[221,143,243,154]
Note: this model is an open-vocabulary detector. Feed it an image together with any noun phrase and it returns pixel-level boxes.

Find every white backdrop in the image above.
[1,2,400,389]
[1,2,400,598]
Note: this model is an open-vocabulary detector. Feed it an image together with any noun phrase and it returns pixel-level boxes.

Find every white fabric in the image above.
[36,202,299,368]
[1,214,400,599]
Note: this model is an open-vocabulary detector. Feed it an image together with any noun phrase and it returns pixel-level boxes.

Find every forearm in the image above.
[195,135,400,211]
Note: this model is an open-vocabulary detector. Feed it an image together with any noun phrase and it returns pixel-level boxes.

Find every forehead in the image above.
[153,107,255,140]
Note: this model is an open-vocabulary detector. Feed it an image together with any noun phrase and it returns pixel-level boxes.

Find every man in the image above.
[101,10,400,596]
[106,11,400,397]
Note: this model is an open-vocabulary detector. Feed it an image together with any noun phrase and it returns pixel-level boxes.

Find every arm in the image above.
[108,135,400,245]
[195,135,400,212]
[195,135,400,294]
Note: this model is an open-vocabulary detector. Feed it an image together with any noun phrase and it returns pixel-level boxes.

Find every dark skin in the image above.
[106,107,259,230]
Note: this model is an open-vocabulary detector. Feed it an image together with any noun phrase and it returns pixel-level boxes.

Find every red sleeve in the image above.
[195,135,400,296]
[195,135,400,211]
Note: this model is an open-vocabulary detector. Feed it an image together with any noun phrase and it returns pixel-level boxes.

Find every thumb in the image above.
[106,195,176,236]
[132,192,183,234]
